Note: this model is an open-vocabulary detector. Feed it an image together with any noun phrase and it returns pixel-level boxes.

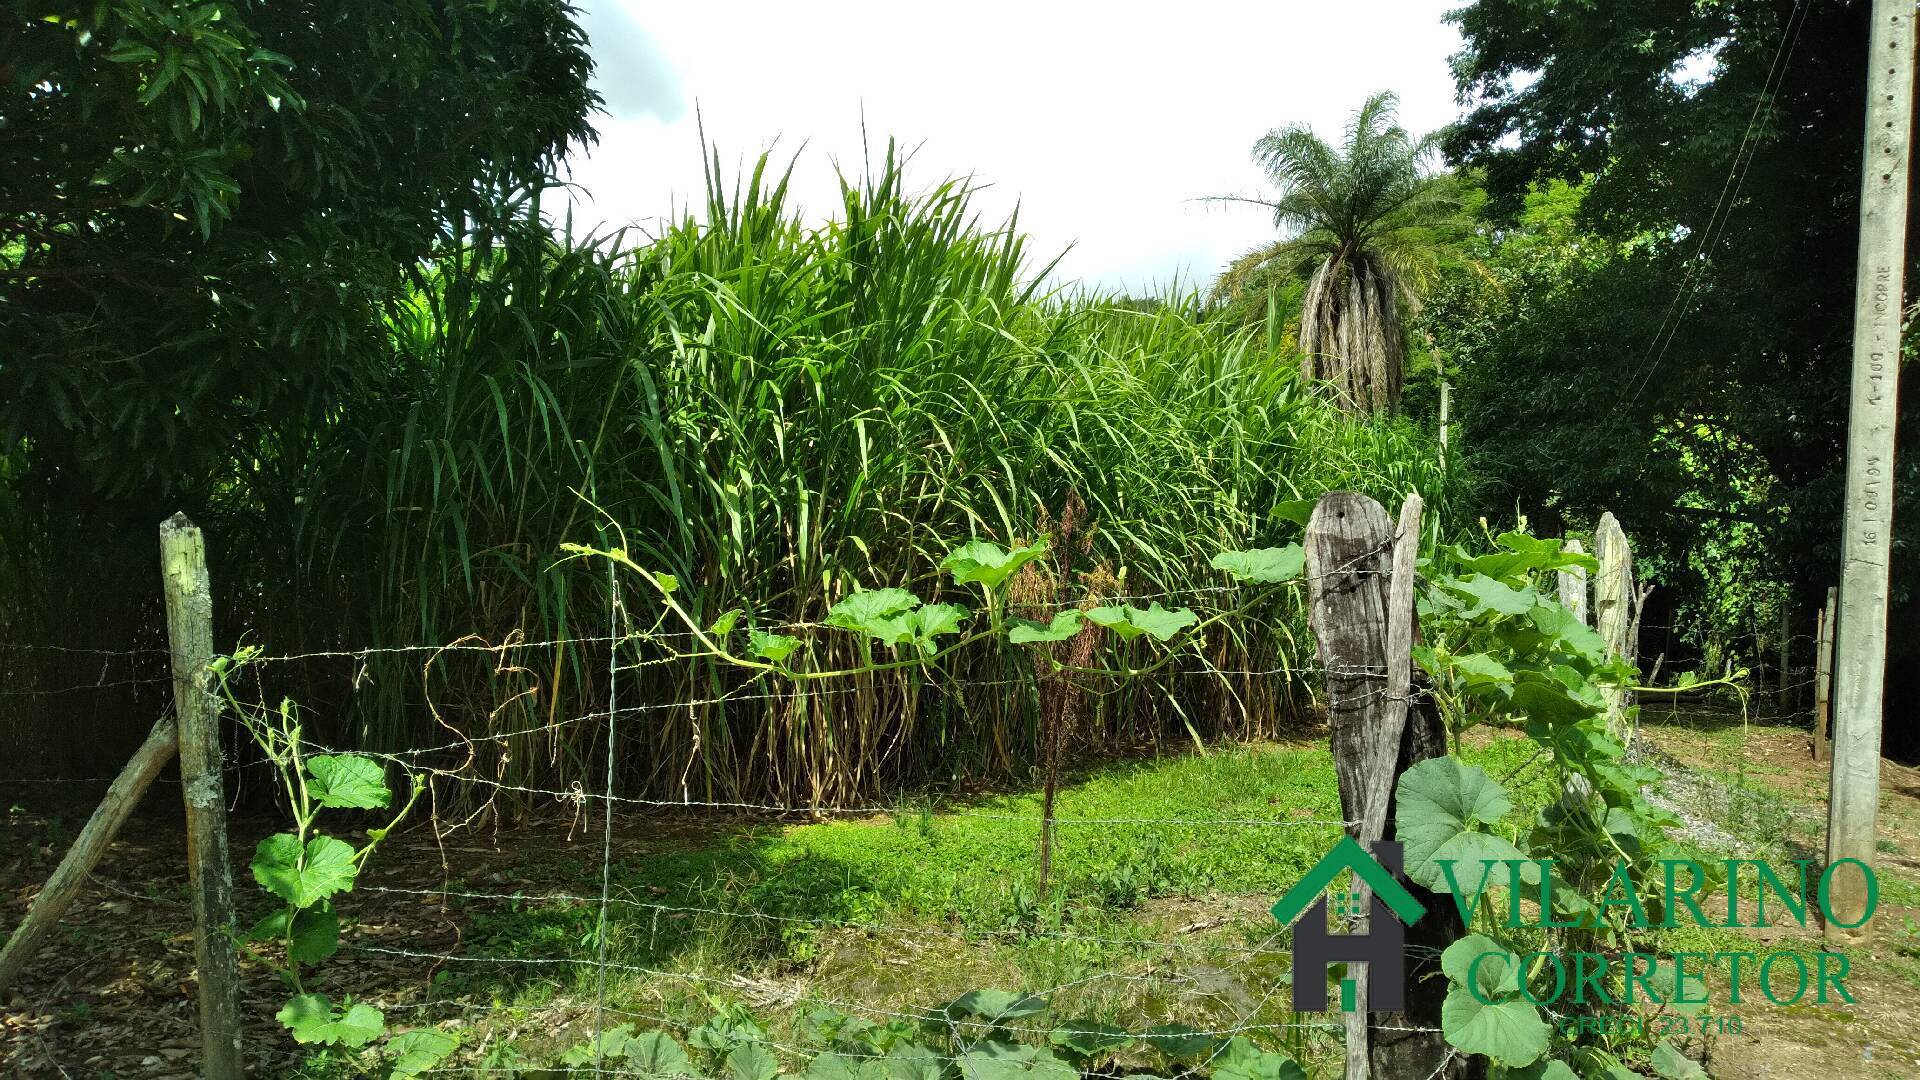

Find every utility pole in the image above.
[1826,0,1914,945]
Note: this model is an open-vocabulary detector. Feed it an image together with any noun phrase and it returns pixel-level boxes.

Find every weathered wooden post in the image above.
[1556,539,1588,625]
[1594,513,1634,738]
[1304,492,1461,1080]
[1813,588,1837,764]
[0,716,179,994]
[1777,604,1792,716]
[160,514,244,1079]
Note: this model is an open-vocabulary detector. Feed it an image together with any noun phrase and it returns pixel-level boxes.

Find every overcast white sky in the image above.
[562,1,1464,294]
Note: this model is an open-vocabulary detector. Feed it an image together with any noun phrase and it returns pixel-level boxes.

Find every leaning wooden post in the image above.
[161,514,244,1079]
[1813,588,1837,764]
[1557,539,1588,625]
[0,716,179,995]
[1593,513,1634,739]
[1305,492,1456,1080]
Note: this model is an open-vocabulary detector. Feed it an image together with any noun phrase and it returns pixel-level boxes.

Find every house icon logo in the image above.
[1270,836,1427,1012]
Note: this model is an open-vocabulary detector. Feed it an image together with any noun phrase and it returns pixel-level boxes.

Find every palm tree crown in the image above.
[1221,92,1462,413]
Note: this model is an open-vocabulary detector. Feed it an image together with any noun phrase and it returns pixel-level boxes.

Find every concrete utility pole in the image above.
[1826,0,1915,944]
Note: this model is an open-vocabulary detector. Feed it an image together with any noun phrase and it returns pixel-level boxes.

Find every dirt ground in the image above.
[5,722,1920,1078]
[1637,718,1920,1080]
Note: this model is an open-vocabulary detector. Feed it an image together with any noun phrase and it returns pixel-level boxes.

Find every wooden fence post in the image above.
[1777,604,1792,716]
[1813,588,1836,764]
[0,716,179,995]
[1594,513,1634,738]
[160,514,244,1079]
[1557,539,1588,626]
[1304,492,1460,1080]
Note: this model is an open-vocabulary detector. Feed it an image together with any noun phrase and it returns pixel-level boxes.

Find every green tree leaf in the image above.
[1210,545,1305,583]
[306,754,391,809]
[1440,985,1547,1067]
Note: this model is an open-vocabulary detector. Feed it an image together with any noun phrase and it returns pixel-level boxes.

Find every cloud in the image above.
[575,1,685,122]
[564,1,1463,293]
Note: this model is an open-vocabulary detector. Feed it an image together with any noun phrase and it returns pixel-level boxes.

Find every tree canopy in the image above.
[1438,0,1920,747]
[1,0,598,494]
[1217,92,1464,413]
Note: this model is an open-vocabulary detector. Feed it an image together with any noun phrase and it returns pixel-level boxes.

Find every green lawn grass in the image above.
[376,734,1546,1072]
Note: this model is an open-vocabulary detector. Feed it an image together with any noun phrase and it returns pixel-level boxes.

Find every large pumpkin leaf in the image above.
[1452,533,1593,580]
[727,1042,780,1080]
[1444,574,1538,617]
[943,540,1049,591]
[943,990,1049,1022]
[1440,985,1548,1067]
[1528,603,1608,665]
[882,1043,946,1080]
[956,1041,1075,1080]
[1651,1040,1709,1080]
[251,833,360,908]
[1047,1019,1130,1059]
[805,1053,887,1080]
[277,993,384,1047]
[1506,1060,1580,1080]
[1510,673,1602,724]
[1395,757,1517,892]
[306,754,390,809]
[625,1030,697,1076]
[826,589,922,631]
[1009,610,1084,644]
[562,1024,635,1066]
[1440,934,1521,1000]
[388,1030,458,1077]
[1082,603,1198,642]
[1447,652,1515,687]
[248,902,340,963]
[1209,1037,1307,1080]
[1210,545,1304,584]
[748,629,802,663]
[1141,1024,1219,1061]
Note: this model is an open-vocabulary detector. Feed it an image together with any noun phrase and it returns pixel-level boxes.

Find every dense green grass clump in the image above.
[267,146,1464,808]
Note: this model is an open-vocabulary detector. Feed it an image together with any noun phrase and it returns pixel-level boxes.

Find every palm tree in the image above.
[1216,92,1462,413]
